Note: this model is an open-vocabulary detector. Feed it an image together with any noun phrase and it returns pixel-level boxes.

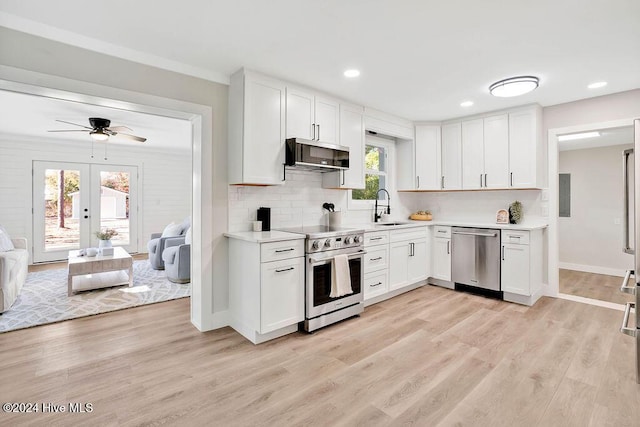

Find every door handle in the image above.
[341,170,345,186]
[620,302,637,337]
[84,215,89,219]
[447,240,450,255]
[370,282,382,287]
[275,267,294,273]
[317,124,320,141]
[441,176,444,189]
[480,174,483,187]
[370,257,383,261]
[312,124,316,140]
[484,173,487,187]
[417,176,420,189]
[620,270,636,295]
[452,231,497,237]
[275,248,295,253]
[510,172,513,187]
[501,245,505,260]
[623,149,634,254]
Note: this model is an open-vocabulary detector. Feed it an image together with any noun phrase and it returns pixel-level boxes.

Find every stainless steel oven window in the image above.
[311,257,362,307]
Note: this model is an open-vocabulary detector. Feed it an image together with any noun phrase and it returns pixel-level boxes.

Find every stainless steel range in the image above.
[279,225,365,332]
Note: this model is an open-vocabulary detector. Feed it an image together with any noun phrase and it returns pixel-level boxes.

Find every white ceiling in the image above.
[0,1,639,121]
[558,125,634,151]
[0,90,192,150]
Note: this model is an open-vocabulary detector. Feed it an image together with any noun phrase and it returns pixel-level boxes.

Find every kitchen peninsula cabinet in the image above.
[226,231,305,344]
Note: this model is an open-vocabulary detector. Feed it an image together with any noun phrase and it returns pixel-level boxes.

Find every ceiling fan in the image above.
[48,117,147,142]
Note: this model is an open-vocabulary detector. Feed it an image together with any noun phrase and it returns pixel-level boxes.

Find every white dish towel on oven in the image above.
[330,254,353,298]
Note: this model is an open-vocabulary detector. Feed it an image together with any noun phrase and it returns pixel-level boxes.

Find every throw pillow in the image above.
[161,222,183,238]
[185,227,192,245]
[0,225,15,252]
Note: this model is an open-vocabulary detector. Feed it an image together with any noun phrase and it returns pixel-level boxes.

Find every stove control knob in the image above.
[353,235,363,244]
[324,239,332,248]
[312,240,321,250]
[344,236,353,245]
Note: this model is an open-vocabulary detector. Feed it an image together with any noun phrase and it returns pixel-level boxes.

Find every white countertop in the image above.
[355,218,548,232]
[224,230,306,243]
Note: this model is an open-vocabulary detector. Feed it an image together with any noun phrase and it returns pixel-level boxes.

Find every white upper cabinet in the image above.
[461,118,484,190]
[228,69,286,185]
[441,122,463,190]
[483,114,510,188]
[461,114,509,190]
[323,103,365,189]
[286,87,339,144]
[414,125,441,190]
[509,107,543,188]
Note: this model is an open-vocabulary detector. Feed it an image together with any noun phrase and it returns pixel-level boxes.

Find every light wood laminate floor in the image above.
[560,268,631,305]
[0,285,638,426]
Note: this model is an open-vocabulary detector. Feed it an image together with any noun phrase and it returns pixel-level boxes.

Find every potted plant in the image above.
[509,201,523,224]
[95,228,118,248]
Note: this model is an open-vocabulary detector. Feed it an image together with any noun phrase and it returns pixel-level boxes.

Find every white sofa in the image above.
[0,238,28,313]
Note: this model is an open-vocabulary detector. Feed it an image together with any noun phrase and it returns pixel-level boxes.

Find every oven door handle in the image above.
[308,250,366,264]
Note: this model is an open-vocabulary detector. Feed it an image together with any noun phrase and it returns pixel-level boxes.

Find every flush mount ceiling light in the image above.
[588,81,607,89]
[557,131,600,142]
[460,101,474,107]
[489,76,539,98]
[343,69,360,78]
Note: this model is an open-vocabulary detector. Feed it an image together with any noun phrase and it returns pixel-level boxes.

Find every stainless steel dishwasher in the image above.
[451,227,501,292]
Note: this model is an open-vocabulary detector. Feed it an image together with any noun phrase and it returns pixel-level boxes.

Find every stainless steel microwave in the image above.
[285,138,349,172]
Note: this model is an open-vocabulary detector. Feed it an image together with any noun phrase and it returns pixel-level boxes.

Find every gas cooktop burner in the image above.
[278,225,365,253]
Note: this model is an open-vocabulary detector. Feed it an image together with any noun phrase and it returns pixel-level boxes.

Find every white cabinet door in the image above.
[389,241,409,290]
[501,243,530,295]
[324,104,365,189]
[432,237,451,281]
[509,109,537,188]
[286,87,315,140]
[315,96,339,144]
[483,114,509,189]
[407,239,428,283]
[461,118,484,190]
[415,125,441,190]
[260,257,304,334]
[441,122,462,190]
[364,269,389,300]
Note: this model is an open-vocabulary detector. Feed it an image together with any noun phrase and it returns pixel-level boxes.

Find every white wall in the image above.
[405,189,544,224]
[0,138,191,257]
[229,170,415,232]
[558,144,634,275]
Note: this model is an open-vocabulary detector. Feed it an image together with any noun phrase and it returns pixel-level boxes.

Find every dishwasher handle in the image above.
[452,231,497,238]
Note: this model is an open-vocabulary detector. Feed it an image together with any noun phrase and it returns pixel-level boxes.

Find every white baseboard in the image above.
[559,262,627,278]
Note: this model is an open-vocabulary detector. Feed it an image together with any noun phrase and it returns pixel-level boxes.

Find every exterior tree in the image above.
[58,170,65,228]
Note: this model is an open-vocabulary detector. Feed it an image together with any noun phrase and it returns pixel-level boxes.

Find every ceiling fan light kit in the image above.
[489,76,539,98]
[47,117,147,142]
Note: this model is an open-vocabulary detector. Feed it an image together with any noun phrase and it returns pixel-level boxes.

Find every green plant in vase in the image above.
[95,228,118,248]
[509,201,523,224]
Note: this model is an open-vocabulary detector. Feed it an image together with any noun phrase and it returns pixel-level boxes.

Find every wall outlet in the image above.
[614,218,621,225]
[541,190,549,201]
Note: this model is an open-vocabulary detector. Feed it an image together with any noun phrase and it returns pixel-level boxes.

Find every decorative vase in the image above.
[98,239,112,249]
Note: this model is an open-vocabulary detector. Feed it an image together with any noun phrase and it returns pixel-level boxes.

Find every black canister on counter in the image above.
[257,207,271,231]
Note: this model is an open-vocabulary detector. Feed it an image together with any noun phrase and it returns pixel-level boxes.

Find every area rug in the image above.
[0,260,190,333]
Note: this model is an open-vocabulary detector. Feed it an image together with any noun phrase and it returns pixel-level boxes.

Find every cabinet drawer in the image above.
[365,230,389,247]
[390,227,427,243]
[433,226,451,238]
[261,240,305,263]
[502,230,529,245]
[364,246,389,273]
[364,270,388,300]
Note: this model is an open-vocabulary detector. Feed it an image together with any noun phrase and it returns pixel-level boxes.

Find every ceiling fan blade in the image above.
[107,125,133,132]
[114,132,147,142]
[55,119,93,130]
[47,129,90,133]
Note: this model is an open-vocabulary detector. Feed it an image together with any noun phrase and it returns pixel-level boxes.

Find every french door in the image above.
[33,161,139,262]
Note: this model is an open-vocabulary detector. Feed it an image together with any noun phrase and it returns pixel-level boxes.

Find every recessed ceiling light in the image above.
[344,69,360,78]
[460,101,474,107]
[489,76,539,97]
[587,81,607,89]
[557,131,600,142]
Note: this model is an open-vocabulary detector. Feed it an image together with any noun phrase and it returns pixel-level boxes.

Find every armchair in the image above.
[162,239,190,284]
[0,238,29,313]
[148,233,185,270]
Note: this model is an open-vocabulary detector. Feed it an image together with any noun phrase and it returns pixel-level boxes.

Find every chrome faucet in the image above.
[374,189,391,222]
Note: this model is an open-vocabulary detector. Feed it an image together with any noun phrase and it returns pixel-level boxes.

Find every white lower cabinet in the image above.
[363,230,390,300]
[500,229,543,305]
[228,237,305,344]
[431,226,452,281]
[389,228,428,291]
[260,257,305,334]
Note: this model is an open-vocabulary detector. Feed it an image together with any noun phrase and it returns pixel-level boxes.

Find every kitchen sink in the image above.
[375,222,412,227]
